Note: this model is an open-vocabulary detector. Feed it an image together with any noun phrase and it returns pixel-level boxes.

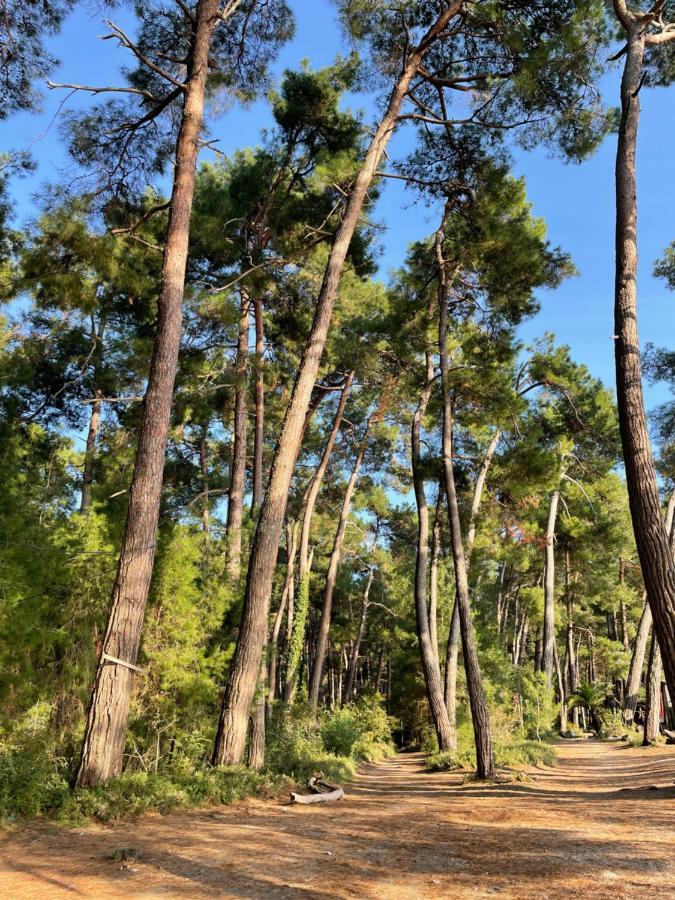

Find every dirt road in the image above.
[1,739,673,899]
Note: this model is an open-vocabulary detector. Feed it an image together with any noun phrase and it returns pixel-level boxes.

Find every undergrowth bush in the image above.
[266,694,394,783]
[0,693,396,824]
[57,766,278,825]
[427,738,556,772]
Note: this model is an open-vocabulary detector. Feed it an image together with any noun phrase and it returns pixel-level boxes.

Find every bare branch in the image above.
[47,81,160,101]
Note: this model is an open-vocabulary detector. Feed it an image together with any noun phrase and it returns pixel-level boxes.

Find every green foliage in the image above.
[320,694,394,758]
[428,739,556,772]
[265,703,356,784]
[57,766,277,826]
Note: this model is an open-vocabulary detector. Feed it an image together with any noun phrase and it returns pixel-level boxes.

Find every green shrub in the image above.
[320,695,394,761]
[57,766,278,825]
[0,745,70,819]
[427,748,475,771]
[426,738,556,772]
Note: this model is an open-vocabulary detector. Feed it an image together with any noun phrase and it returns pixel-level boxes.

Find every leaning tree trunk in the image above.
[79,314,107,513]
[199,423,210,536]
[248,658,266,769]
[619,558,629,650]
[251,296,265,514]
[643,631,662,746]
[267,520,298,708]
[80,389,102,513]
[443,601,460,749]
[308,414,371,708]
[623,598,652,726]
[226,288,250,580]
[428,489,443,667]
[541,489,560,690]
[443,429,500,745]
[285,373,354,702]
[343,569,373,704]
[75,0,220,788]
[614,26,675,702]
[437,234,495,780]
[211,4,462,767]
[412,348,455,751]
[565,550,579,727]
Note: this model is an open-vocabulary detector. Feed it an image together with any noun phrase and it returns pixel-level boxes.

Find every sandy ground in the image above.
[0,738,673,899]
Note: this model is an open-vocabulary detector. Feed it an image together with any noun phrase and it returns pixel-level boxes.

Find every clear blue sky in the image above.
[2,0,674,411]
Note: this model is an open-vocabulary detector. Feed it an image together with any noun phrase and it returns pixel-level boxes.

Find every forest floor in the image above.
[0,738,673,899]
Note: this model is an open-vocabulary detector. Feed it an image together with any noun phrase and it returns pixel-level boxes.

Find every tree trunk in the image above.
[643,631,662,745]
[226,288,250,580]
[374,646,386,694]
[623,598,652,726]
[199,423,210,536]
[565,550,578,726]
[518,616,529,667]
[283,373,355,702]
[412,346,455,751]
[619,558,629,650]
[267,520,298,710]
[79,314,106,513]
[80,389,102,513]
[541,489,560,689]
[437,228,495,779]
[300,372,354,580]
[247,659,266,769]
[613,25,675,702]
[251,296,265,514]
[443,600,459,750]
[308,414,371,708]
[443,430,500,740]
[343,569,373,704]
[211,3,462,767]
[428,488,443,666]
[75,0,220,788]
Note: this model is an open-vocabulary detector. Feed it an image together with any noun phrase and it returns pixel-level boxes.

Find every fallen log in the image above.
[290,776,345,804]
[290,787,345,804]
[664,729,675,745]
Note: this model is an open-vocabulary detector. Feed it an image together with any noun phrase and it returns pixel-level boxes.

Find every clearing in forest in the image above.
[1,738,673,899]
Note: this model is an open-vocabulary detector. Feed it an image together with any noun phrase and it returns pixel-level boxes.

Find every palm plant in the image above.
[567,682,608,734]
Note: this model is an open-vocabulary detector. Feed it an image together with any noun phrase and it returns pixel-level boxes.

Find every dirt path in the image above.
[1,739,673,899]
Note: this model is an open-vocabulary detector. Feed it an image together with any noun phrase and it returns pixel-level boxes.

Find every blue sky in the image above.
[2,0,674,412]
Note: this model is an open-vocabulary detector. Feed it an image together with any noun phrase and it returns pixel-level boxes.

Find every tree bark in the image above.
[226,288,250,580]
[541,489,560,689]
[374,645,386,694]
[267,520,298,709]
[565,550,578,726]
[199,424,210,536]
[643,630,662,745]
[251,296,265,514]
[412,346,455,751]
[443,430,500,740]
[443,600,459,750]
[619,558,629,650]
[285,375,353,702]
[613,22,675,702]
[79,314,107,513]
[299,373,354,582]
[623,598,652,726]
[80,389,102,513]
[343,569,373,704]
[247,658,266,769]
[75,0,220,788]
[308,414,371,708]
[437,230,495,779]
[211,3,463,767]
[428,488,443,666]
